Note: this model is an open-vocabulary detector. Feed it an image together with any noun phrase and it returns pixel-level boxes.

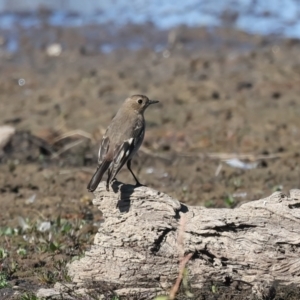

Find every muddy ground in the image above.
[0,24,300,299]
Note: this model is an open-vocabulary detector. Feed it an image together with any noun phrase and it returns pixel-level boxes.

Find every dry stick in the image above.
[169,253,193,300]
[5,236,10,248]
[180,152,284,161]
[28,209,48,221]
[140,148,283,162]
[47,129,93,158]
[57,168,95,175]
[52,129,93,144]
[51,140,84,159]
[139,146,172,161]
[169,216,193,300]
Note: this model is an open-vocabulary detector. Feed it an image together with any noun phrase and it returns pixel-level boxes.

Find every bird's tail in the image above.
[87,160,111,192]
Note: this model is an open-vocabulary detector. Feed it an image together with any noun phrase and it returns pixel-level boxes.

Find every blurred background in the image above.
[1,0,300,36]
[1,1,300,297]
[1,0,300,52]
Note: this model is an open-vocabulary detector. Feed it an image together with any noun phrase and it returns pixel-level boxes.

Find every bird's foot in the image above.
[135,181,146,188]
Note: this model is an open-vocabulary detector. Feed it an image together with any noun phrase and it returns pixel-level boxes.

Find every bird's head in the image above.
[125,95,159,113]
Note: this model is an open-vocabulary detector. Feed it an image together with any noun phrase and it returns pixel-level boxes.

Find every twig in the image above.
[52,129,93,144]
[51,140,84,159]
[5,236,10,248]
[139,149,283,163]
[78,167,96,174]
[169,253,193,300]
[139,146,172,161]
[58,168,95,175]
[215,163,223,177]
[28,209,47,221]
[169,216,193,300]
[179,152,284,161]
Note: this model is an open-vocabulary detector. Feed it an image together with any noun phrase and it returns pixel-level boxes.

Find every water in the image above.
[0,0,300,38]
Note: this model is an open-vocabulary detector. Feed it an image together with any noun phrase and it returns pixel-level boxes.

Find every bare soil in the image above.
[1,24,300,299]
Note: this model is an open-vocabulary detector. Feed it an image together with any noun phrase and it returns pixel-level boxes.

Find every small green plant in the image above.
[60,221,73,235]
[204,199,214,208]
[53,259,72,282]
[0,248,8,259]
[0,226,14,236]
[272,185,283,192]
[211,284,218,293]
[154,296,168,300]
[224,193,235,208]
[182,268,193,297]
[37,270,57,284]
[17,248,27,257]
[20,292,41,300]
[37,258,72,285]
[231,177,242,188]
[49,241,61,252]
[7,260,18,276]
[0,272,9,289]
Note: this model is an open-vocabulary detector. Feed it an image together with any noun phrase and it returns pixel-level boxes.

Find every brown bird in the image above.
[87,95,159,192]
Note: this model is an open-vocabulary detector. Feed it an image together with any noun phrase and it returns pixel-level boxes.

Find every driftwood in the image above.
[37,181,300,299]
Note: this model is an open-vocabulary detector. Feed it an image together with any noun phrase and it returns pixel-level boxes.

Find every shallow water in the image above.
[1,0,300,38]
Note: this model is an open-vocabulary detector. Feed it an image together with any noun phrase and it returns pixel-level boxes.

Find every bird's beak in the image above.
[148,100,159,105]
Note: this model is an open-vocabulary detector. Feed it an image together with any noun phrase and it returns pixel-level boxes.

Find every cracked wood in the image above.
[58,182,300,298]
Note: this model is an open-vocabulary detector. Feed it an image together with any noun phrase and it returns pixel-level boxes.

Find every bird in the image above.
[87,95,159,192]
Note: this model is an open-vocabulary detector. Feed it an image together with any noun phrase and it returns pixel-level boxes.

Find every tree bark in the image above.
[38,181,300,299]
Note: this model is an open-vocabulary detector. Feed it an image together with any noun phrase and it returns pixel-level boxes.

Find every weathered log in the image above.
[37,181,300,299]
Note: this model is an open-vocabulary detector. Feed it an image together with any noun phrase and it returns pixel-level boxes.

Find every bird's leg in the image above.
[127,159,143,186]
[106,169,111,191]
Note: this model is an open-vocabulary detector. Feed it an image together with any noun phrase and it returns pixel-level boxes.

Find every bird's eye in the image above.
[137,99,143,104]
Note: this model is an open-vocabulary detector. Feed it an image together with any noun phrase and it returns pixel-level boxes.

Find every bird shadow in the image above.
[111,180,137,213]
[110,180,189,217]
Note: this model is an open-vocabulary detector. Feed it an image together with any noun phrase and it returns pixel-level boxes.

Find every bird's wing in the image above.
[113,120,144,163]
[87,134,112,192]
[97,134,110,164]
[107,121,144,181]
